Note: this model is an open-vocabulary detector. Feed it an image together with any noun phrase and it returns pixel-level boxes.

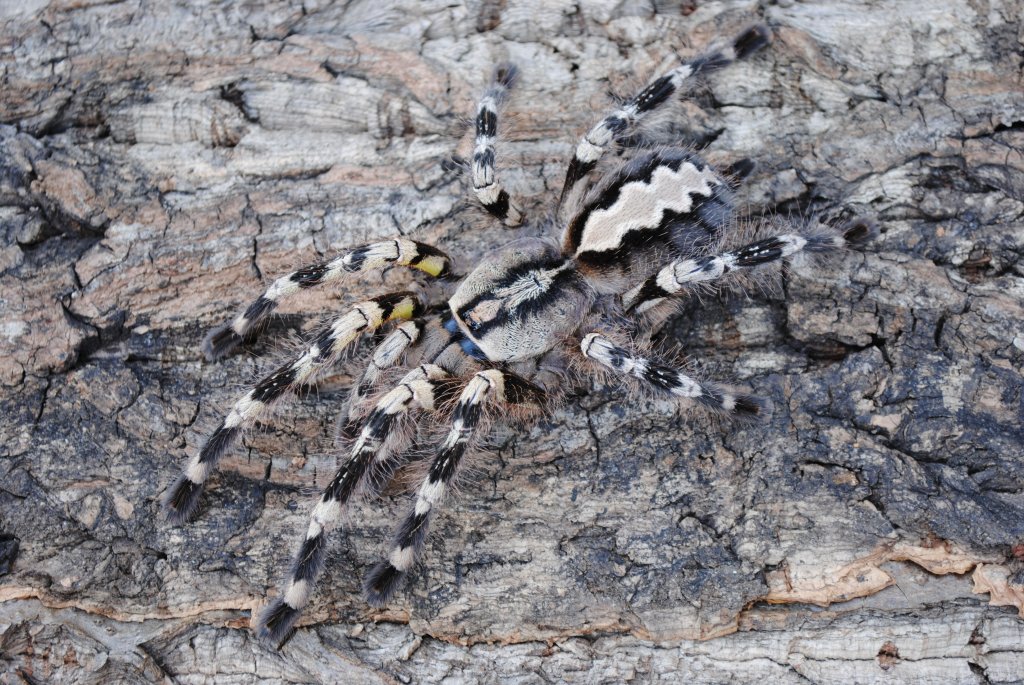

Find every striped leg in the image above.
[471,64,524,227]
[256,364,453,645]
[581,333,765,419]
[623,232,847,314]
[344,319,425,427]
[203,239,452,360]
[163,293,423,523]
[559,25,770,208]
[363,369,544,606]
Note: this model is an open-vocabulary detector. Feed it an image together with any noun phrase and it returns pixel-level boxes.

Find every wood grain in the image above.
[2,1,1022,682]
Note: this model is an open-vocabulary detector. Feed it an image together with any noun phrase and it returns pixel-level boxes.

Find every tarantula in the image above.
[163,24,870,644]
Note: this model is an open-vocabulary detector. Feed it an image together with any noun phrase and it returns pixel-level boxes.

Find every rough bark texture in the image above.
[2,0,1023,683]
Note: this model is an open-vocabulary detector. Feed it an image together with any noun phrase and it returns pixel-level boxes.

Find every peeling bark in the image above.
[2,1,1023,683]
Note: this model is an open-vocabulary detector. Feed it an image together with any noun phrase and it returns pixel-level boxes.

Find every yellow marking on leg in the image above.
[388,297,418,322]
[412,255,448,277]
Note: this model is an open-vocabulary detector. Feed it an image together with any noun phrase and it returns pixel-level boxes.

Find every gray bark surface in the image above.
[2,1,1023,683]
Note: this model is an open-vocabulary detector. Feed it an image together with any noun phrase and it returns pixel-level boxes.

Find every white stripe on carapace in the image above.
[490,262,574,310]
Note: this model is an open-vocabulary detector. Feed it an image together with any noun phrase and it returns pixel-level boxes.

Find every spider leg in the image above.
[362,368,545,606]
[623,230,849,314]
[581,333,765,419]
[256,364,455,645]
[343,319,425,430]
[204,239,452,360]
[163,292,423,523]
[558,25,770,210]
[471,63,524,227]
[721,158,756,190]
[342,313,485,436]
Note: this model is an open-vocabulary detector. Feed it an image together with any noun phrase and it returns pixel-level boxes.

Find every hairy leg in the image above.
[581,333,764,418]
[164,293,423,522]
[559,25,770,211]
[204,239,451,360]
[256,364,456,645]
[623,228,851,314]
[471,64,525,227]
[362,368,545,605]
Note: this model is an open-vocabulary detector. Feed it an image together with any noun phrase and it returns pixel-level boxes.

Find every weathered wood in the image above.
[2,0,1023,682]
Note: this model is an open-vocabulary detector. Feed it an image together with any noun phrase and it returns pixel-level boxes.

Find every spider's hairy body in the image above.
[451,147,733,362]
[163,23,872,646]
[449,238,588,362]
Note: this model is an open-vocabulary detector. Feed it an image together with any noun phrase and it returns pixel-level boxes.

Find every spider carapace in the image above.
[163,24,871,645]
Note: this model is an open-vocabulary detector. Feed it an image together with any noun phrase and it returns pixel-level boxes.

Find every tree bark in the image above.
[2,1,1023,683]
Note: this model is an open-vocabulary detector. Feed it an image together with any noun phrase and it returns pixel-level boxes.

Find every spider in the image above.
[163,24,872,645]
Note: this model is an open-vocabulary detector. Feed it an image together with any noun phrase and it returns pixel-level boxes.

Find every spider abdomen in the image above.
[565,149,734,288]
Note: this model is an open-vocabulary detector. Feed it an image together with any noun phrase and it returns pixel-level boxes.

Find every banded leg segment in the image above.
[344,320,425,428]
[581,333,764,418]
[559,25,770,207]
[472,64,524,227]
[204,239,452,360]
[164,293,423,523]
[256,364,453,644]
[363,369,545,606]
[623,232,846,313]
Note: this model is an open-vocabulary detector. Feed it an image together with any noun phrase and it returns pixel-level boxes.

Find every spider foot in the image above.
[256,597,302,647]
[733,24,771,60]
[363,561,406,608]
[161,474,205,524]
[841,217,879,245]
[202,322,245,361]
